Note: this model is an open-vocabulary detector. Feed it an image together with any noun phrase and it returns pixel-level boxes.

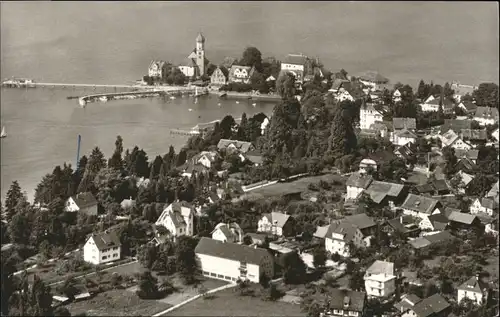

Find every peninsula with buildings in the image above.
[1,31,499,317]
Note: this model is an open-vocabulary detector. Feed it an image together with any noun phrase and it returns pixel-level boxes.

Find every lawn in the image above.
[166,288,306,317]
[65,289,173,316]
[251,173,346,198]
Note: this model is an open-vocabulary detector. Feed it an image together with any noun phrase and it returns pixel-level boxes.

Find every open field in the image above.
[65,289,173,316]
[251,173,346,198]
[165,287,305,317]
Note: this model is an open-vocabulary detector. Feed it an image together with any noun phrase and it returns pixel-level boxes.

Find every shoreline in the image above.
[208,90,281,102]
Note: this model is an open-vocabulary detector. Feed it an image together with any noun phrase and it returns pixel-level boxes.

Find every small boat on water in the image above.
[252,103,257,107]
[169,96,176,100]
[235,101,240,104]
[99,96,108,102]
[188,108,193,112]
[217,103,221,106]
[1,126,7,138]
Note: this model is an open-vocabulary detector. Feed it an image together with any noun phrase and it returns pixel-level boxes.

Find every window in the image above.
[113,247,119,250]
[333,310,343,315]
[349,312,358,317]
[113,253,118,258]
[102,256,107,260]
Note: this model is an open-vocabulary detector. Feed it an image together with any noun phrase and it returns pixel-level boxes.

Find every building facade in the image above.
[155,202,195,238]
[360,105,383,130]
[83,230,121,265]
[364,260,396,298]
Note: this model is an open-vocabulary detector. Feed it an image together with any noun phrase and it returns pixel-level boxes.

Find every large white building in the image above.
[155,202,195,238]
[178,33,208,79]
[360,104,383,130]
[195,237,274,283]
[457,275,489,306]
[469,198,497,217]
[364,260,396,298]
[280,54,308,83]
[474,107,499,126]
[83,230,121,265]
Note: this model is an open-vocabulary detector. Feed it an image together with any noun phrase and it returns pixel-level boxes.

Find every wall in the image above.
[197,253,261,283]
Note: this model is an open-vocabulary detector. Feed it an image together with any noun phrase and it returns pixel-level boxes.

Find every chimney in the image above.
[343,296,350,309]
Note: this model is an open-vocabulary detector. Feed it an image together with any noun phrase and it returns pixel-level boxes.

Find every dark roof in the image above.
[432,179,449,192]
[394,143,416,160]
[213,66,229,78]
[365,181,405,204]
[481,197,498,210]
[327,289,366,312]
[454,149,479,160]
[427,214,449,230]
[440,119,472,134]
[401,194,440,215]
[89,230,121,250]
[325,221,360,242]
[448,212,478,225]
[388,216,420,234]
[443,207,461,218]
[459,100,477,112]
[416,184,435,194]
[461,129,488,141]
[458,276,489,293]
[217,139,253,153]
[393,118,417,130]
[330,78,350,91]
[72,192,98,209]
[424,231,455,244]
[344,213,376,230]
[346,172,373,189]
[283,54,308,66]
[358,71,389,84]
[411,293,450,317]
[195,237,272,265]
[455,157,477,173]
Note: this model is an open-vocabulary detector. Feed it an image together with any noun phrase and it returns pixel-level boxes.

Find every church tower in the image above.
[195,33,205,77]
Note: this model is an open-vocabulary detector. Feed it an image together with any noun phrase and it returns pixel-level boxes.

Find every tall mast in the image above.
[76,134,81,169]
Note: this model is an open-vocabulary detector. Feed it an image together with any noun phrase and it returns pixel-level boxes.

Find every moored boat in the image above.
[1,126,7,138]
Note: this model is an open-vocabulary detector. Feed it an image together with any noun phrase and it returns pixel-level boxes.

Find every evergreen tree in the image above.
[417,79,427,100]
[149,156,164,180]
[87,147,107,173]
[108,136,124,170]
[276,72,296,100]
[176,148,187,167]
[328,104,357,157]
[237,112,249,141]
[4,181,24,222]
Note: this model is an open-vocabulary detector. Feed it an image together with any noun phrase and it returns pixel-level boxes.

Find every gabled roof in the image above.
[195,237,271,265]
[366,260,394,276]
[440,130,460,147]
[454,149,479,160]
[393,117,417,130]
[344,213,376,230]
[474,107,499,120]
[89,230,121,250]
[455,157,477,173]
[394,294,422,312]
[365,181,405,204]
[263,212,291,228]
[427,214,449,231]
[228,65,252,79]
[415,183,435,194]
[401,194,440,215]
[282,54,308,66]
[395,128,417,139]
[394,143,416,160]
[432,179,449,192]
[217,139,253,153]
[71,192,98,209]
[212,66,229,78]
[358,71,389,84]
[411,293,450,317]
[346,172,373,189]
[314,225,330,239]
[481,197,498,210]
[457,170,474,187]
[325,221,360,242]
[423,231,454,244]
[487,181,499,198]
[441,119,472,133]
[459,100,477,112]
[388,216,420,234]
[448,211,478,225]
[457,276,489,293]
[327,289,366,312]
[461,129,488,141]
[330,78,350,91]
[149,60,167,69]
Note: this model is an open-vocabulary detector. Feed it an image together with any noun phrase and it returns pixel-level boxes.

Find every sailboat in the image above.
[0,126,6,138]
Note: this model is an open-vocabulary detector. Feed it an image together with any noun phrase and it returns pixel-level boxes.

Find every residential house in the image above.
[486,181,499,201]
[120,198,136,210]
[364,260,396,298]
[211,222,244,243]
[280,54,308,83]
[387,215,421,238]
[456,170,474,193]
[217,139,254,154]
[457,275,489,306]
[320,289,366,317]
[408,231,455,252]
[328,78,350,93]
[360,104,383,130]
[195,237,274,283]
[396,293,451,317]
[480,215,499,237]
[334,82,366,102]
[461,129,488,146]
[364,180,406,208]
[419,213,449,231]
[454,149,479,164]
[357,71,389,90]
[447,211,482,231]
[451,82,476,102]
[419,98,455,114]
[324,221,365,257]
[359,158,378,174]
[343,213,377,244]
[393,118,417,132]
[64,192,98,216]
[439,130,472,150]
[394,143,417,162]
[148,60,168,79]
[83,230,121,265]
[441,119,472,134]
[368,122,389,138]
[457,100,478,114]
[393,89,402,102]
[474,107,499,126]
[155,201,195,238]
[394,294,422,316]
[391,129,417,146]
[181,162,210,179]
[257,212,295,237]
[492,128,499,143]
[345,172,373,201]
[470,198,498,217]
[244,150,264,166]
[210,66,229,86]
[401,194,442,219]
[228,65,252,84]
[455,157,477,174]
[191,151,221,169]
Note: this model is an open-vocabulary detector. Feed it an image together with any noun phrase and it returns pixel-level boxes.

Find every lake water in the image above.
[1,1,498,200]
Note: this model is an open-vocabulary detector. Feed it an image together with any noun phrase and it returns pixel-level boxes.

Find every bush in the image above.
[262,283,285,301]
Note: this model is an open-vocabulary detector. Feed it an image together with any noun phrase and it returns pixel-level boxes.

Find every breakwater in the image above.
[209,90,281,102]
[78,87,199,106]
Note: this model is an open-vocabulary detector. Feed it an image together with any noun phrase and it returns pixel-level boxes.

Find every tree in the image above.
[328,103,357,157]
[54,307,72,316]
[136,270,159,299]
[466,173,493,196]
[87,147,107,173]
[442,147,458,177]
[312,247,327,269]
[472,83,499,109]
[4,181,24,222]
[242,234,253,245]
[8,212,31,244]
[125,146,150,178]
[240,47,262,70]
[108,136,124,170]
[349,270,365,291]
[175,236,198,284]
[282,251,307,284]
[138,244,158,269]
[276,72,296,100]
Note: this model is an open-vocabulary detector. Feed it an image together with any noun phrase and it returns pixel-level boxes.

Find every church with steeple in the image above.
[178,33,209,79]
